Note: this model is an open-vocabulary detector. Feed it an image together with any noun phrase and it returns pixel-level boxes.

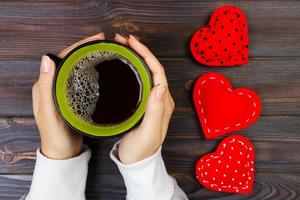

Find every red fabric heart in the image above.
[190,5,249,66]
[195,135,255,194]
[193,72,261,139]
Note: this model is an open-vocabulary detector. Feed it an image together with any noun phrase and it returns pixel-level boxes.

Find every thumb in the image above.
[38,56,56,104]
[140,84,167,131]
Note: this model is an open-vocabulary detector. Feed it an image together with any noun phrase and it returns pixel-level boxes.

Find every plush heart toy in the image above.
[190,5,248,66]
[195,135,255,194]
[193,72,261,139]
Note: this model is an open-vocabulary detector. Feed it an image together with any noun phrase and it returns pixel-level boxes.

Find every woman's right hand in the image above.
[114,34,175,165]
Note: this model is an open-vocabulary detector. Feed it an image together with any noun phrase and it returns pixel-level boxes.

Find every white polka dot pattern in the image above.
[195,135,255,194]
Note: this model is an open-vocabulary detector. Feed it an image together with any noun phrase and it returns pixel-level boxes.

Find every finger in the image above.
[114,33,128,45]
[32,82,40,117]
[128,35,168,86]
[58,32,105,58]
[139,84,167,133]
[38,56,56,105]
[161,92,175,139]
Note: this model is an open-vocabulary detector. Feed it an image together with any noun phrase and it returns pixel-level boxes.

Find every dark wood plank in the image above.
[0,117,39,174]
[85,173,300,200]
[164,58,300,117]
[0,175,30,200]
[0,58,299,116]
[0,173,299,200]
[0,61,37,116]
[0,116,299,174]
[0,1,300,59]
[0,1,299,199]
[184,174,300,200]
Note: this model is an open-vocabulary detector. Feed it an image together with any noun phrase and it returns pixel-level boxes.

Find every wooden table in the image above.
[0,1,299,199]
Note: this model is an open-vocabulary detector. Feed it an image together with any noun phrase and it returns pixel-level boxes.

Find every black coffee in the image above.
[66,52,142,125]
[91,59,141,125]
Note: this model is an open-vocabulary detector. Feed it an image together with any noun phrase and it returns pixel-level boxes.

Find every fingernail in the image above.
[41,56,51,73]
[129,34,136,39]
[91,32,104,38]
[155,85,167,100]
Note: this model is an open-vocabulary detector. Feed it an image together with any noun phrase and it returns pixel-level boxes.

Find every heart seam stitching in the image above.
[196,137,254,193]
[196,74,257,134]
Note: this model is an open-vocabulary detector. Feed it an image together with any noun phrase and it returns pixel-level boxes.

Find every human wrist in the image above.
[110,143,175,200]
[40,143,83,160]
[118,143,161,165]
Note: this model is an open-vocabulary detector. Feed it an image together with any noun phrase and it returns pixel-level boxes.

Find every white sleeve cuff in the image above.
[110,142,175,200]
[26,145,91,200]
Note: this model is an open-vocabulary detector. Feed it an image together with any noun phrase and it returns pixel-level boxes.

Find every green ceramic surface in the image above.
[54,41,151,137]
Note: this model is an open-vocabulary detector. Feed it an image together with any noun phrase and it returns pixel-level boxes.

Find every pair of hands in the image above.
[32,33,175,164]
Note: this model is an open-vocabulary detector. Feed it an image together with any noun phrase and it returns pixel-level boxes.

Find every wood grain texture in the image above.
[0,59,299,116]
[0,174,299,200]
[0,116,299,175]
[0,0,299,199]
[0,1,300,59]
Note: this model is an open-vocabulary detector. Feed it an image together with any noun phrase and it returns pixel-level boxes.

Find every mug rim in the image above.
[52,40,152,137]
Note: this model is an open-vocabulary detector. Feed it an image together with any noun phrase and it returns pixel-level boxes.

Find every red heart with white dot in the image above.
[193,72,261,139]
[195,135,255,194]
[190,5,248,66]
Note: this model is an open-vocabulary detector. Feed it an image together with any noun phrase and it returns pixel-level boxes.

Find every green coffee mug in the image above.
[51,40,152,137]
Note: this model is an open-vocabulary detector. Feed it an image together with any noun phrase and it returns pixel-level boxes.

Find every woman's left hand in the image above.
[32,33,105,159]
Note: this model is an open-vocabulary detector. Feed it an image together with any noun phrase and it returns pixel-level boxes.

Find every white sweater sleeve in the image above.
[110,142,188,200]
[25,145,91,200]
[25,143,188,200]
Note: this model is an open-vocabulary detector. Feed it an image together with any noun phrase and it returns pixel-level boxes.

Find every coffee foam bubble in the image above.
[66,51,135,124]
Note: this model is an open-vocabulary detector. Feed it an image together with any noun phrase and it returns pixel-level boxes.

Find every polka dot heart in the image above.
[190,5,248,66]
[193,72,261,139]
[195,135,255,194]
